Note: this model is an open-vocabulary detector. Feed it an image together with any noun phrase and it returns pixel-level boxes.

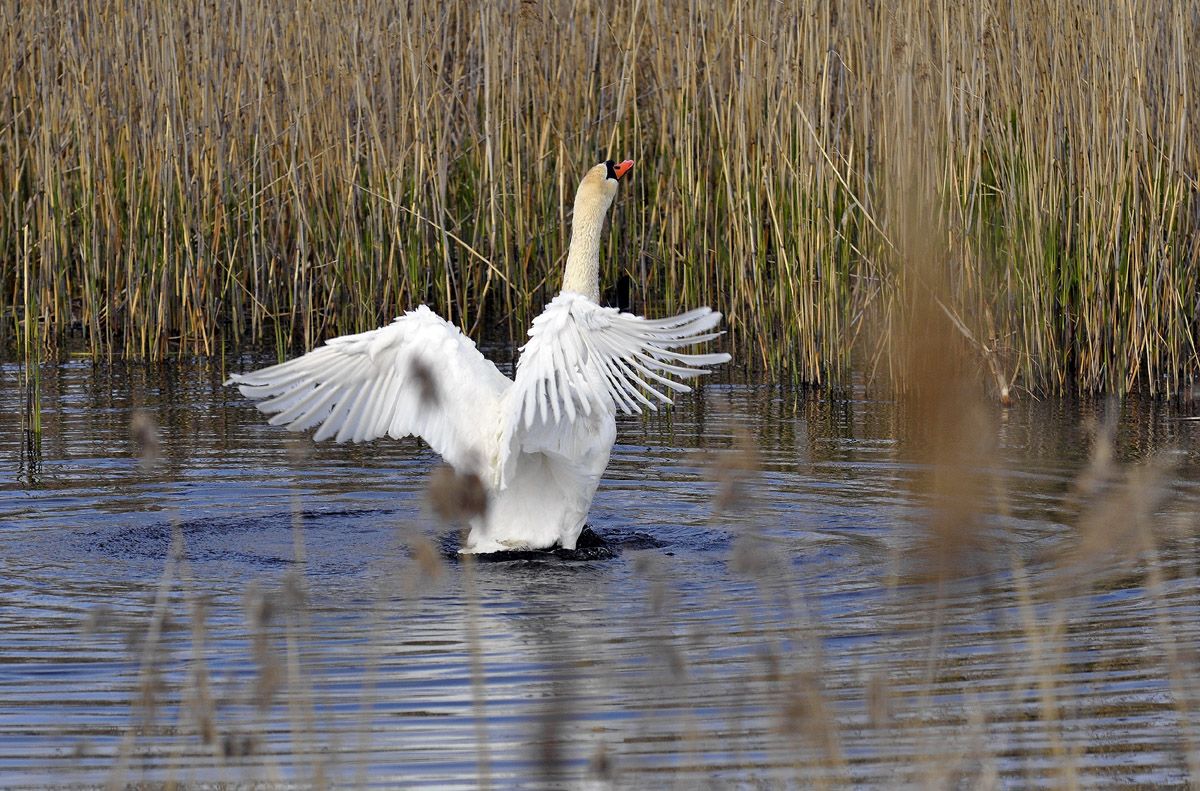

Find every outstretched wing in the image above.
[509,292,731,428]
[226,306,511,472]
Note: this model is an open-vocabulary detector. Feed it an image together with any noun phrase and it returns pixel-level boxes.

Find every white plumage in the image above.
[227,160,730,552]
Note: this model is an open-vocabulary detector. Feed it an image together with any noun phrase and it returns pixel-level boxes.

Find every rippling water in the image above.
[2,360,1199,787]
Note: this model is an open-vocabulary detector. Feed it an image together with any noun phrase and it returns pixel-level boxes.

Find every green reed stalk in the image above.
[20,225,40,438]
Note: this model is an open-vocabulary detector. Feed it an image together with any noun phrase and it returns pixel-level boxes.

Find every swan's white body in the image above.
[228,161,730,552]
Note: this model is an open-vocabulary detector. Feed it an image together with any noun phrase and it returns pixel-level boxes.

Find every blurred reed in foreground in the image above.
[2,0,1197,393]
[89,377,1199,787]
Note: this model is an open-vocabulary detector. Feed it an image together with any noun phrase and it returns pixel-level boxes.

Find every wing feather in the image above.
[626,357,694,393]
[508,293,731,428]
[227,307,512,473]
[590,331,669,407]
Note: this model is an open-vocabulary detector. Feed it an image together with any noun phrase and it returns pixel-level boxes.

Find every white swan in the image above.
[227,159,730,553]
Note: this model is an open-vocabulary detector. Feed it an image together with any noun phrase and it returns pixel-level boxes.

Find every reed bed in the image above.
[1,0,1197,393]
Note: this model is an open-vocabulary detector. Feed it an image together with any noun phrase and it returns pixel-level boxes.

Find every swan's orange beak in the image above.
[613,159,634,180]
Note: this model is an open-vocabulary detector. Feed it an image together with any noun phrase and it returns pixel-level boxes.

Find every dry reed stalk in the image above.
[417,366,493,788]
[1,0,1196,393]
[107,525,182,788]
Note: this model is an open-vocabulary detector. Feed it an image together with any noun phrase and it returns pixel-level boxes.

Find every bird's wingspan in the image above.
[508,292,731,429]
[226,306,511,472]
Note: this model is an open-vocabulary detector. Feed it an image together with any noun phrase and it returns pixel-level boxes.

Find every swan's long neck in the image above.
[561,192,613,303]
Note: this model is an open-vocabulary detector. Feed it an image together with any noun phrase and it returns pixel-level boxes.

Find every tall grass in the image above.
[1,0,1197,392]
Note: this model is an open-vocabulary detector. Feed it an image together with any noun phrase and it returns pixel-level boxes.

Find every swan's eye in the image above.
[604,160,617,180]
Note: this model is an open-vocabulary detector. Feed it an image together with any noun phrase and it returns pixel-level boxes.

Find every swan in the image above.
[226,159,731,553]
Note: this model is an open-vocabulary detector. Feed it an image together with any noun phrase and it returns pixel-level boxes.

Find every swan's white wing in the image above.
[226,306,511,472]
[509,292,731,428]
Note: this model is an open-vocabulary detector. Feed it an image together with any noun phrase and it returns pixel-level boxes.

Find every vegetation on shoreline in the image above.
[1,0,1197,393]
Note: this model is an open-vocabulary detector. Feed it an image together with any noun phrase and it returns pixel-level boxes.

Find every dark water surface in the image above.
[2,361,1199,788]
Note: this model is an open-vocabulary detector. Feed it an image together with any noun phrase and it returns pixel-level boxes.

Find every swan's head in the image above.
[574,159,634,217]
[562,158,634,301]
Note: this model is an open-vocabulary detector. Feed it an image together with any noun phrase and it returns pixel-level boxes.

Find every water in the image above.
[2,360,1199,787]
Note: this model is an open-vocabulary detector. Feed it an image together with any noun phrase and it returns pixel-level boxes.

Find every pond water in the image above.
[1,360,1199,787]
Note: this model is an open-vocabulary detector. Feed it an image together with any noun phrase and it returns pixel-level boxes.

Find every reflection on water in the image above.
[1,360,1199,787]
